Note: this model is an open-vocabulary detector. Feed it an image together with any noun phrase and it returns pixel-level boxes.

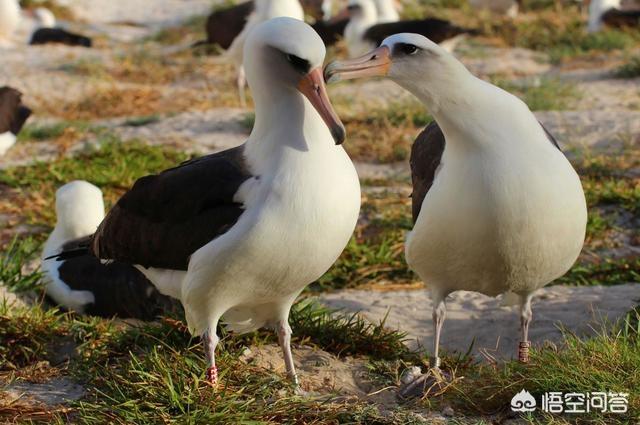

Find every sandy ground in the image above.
[319,283,640,360]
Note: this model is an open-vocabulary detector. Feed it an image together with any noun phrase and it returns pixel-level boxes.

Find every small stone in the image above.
[442,406,454,417]
[399,366,422,385]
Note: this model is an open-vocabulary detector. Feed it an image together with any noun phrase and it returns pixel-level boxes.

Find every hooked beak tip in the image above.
[332,125,346,145]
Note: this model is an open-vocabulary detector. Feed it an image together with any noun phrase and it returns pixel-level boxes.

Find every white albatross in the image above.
[226,0,304,106]
[54,17,361,387]
[0,0,20,46]
[326,33,587,373]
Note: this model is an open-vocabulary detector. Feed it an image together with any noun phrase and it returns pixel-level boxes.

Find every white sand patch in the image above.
[319,283,640,360]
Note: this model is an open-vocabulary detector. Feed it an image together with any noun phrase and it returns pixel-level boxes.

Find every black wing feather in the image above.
[30,28,92,47]
[92,145,252,270]
[57,254,182,320]
[0,87,32,135]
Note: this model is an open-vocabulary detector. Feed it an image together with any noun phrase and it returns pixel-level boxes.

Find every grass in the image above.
[0,295,415,424]
[145,14,208,45]
[314,188,415,290]
[17,121,95,142]
[3,280,637,423]
[442,312,640,422]
[0,137,190,227]
[336,98,432,163]
[0,236,43,293]
[614,56,640,79]
[492,76,581,111]
[557,258,640,286]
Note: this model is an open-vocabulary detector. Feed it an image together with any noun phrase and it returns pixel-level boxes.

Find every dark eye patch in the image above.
[286,54,311,73]
[393,43,419,56]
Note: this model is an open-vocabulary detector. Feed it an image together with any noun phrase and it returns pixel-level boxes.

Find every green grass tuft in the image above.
[614,56,640,79]
[492,77,581,110]
[0,236,43,293]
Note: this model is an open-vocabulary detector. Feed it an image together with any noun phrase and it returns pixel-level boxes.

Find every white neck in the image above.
[0,0,20,39]
[245,81,334,171]
[373,0,399,22]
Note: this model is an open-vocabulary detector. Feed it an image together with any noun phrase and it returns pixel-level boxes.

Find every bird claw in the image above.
[397,367,452,400]
[205,366,218,386]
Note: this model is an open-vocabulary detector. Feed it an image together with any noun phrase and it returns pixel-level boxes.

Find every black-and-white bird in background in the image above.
[198,0,329,49]
[28,7,92,47]
[42,181,180,320]
[326,33,586,388]
[0,86,31,156]
[53,17,361,388]
[344,0,478,57]
[588,0,640,32]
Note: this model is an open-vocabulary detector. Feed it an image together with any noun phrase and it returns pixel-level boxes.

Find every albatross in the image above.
[29,7,92,47]
[326,34,586,373]
[344,0,477,57]
[225,0,304,106]
[55,17,360,387]
[42,181,179,319]
[0,86,31,156]
[588,0,640,32]
[0,0,20,46]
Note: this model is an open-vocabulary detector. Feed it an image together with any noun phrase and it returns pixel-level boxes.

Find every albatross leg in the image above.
[237,66,247,108]
[431,290,447,370]
[203,328,220,386]
[276,319,299,387]
[518,293,533,363]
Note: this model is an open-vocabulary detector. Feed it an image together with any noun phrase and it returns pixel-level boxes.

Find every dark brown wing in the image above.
[205,1,254,49]
[311,17,349,46]
[92,145,252,270]
[0,86,32,135]
[410,121,445,223]
[410,120,561,222]
[29,28,92,47]
[363,19,478,46]
[602,8,640,28]
[56,249,181,320]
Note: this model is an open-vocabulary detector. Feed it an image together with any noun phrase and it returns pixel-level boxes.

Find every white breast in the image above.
[406,100,586,297]
[0,0,20,42]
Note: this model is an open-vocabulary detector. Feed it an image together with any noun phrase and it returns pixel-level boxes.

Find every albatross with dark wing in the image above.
[326,34,586,381]
[0,86,31,156]
[42,181,180,319]
[55,17,361,387]
[200,0,329,49]
[344,0,477,57]
[588,0,640,32]
[29,7,92,47]
[225,0,304,105]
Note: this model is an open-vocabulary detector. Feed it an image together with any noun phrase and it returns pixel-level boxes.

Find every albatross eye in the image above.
[286,54,311,73]
[396,43,419,56]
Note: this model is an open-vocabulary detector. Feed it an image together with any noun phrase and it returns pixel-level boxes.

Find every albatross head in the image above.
[244,17,346,144]
[324,33,471,110]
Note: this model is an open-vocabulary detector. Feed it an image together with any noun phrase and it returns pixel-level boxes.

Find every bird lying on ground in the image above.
[42,181,180,319]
